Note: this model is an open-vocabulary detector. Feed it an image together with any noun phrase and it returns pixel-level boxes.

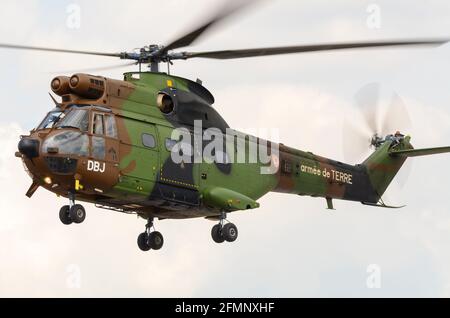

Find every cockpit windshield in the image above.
[55,108,89,132]
[37,108,64,130]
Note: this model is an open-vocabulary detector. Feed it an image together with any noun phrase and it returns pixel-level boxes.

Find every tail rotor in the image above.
[342,83,413,194]
[343,82,413,161]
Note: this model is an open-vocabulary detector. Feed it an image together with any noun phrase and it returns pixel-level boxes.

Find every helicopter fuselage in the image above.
[17,72,407,220]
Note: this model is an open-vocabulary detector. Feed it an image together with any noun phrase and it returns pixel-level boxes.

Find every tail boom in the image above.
[272,139,450,208]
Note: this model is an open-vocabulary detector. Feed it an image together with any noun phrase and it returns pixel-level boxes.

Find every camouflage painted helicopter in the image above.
[5,4,450,251]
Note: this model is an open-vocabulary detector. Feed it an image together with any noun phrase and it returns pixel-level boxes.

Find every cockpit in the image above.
[17,75,123,197]
[36,105,118,161]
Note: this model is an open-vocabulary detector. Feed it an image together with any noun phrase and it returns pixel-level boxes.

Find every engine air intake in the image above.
[69,73,105,99]
[51,76,71,96]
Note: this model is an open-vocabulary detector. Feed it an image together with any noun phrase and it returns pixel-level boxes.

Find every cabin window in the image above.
[104,115,118,138]
[165,138,177,151]
[142,134,156,148]
[165,138,194,157]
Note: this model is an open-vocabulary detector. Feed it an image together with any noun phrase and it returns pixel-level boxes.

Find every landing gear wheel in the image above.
[69,204,86,224]
[211,224,225,244]
[222,223,238,242]
[137,218,165,252]
[59,205,72,225]
[137,233,151,252]
[148,232,164,250]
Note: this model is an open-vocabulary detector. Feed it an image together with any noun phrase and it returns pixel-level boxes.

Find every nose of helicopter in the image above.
[18,138,40,159]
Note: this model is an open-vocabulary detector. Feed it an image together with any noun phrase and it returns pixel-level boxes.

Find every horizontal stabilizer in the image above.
[390,146,450,157]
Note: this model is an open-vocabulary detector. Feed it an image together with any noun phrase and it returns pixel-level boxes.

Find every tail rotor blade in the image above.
[381,93,412,136]
[342,82,382,163]
[382,92,413,188]
[354,82,381,135]
[342,120,371,163]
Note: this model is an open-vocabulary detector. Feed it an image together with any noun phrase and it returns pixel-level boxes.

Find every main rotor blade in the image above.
[162,0,259,53]
[0,43,121,58]
[182,39,448,60]
[49,61,136,74]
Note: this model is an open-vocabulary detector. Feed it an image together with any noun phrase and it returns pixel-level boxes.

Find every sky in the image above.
[1,0,450,297]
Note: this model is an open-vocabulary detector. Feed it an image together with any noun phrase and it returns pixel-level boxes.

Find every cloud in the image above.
[1,79,450,297]
[1,0,450,298]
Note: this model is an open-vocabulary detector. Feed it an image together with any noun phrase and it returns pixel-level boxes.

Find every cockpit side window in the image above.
[37,109,63,130]
[104,115,118,138]
[92,136,105,160]
[93,113,104,135]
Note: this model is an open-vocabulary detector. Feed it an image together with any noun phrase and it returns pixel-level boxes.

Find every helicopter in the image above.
[5,2,450,252]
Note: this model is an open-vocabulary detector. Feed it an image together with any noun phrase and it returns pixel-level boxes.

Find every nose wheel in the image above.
[59,204,86,225]
[211,213,239,244]
[137,218,164,252]
[59,206,72,225]
[58,193,86,225]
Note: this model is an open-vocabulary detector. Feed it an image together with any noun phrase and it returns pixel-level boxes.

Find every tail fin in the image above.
[363,141,408,199]
[363,137,450,199]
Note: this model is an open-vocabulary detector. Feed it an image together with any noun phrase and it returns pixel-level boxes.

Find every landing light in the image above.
[44,177,52,185]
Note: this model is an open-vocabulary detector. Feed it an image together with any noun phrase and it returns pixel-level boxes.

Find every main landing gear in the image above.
[137,218,164,252]
[59,193,86,225]
[211,212,239,244]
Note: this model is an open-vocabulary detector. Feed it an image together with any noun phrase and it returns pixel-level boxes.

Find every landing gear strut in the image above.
[137,218,164,252]
[211,212,238,244]
[59,192,86,225]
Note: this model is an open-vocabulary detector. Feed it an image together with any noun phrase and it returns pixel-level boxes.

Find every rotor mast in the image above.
[119,44,181,73]
[150,62,159,73]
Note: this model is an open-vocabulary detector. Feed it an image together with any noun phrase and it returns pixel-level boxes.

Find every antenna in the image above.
[48,92,60,107]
